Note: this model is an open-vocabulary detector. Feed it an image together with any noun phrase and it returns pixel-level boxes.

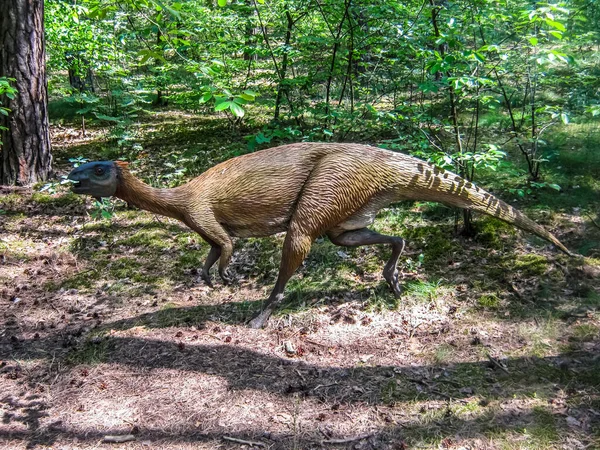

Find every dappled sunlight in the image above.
[2,111,599,449]
[3,325,599,448]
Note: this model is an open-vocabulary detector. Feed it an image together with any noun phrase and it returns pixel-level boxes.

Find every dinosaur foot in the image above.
[383,267,402,298]
[248,309,273,329]
[199,272,214,288]
[219,269,238,286]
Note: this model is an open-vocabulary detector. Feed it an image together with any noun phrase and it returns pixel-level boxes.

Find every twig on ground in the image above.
[407,377,429,387]
[487,353,510,373]
[222,436,266,447]
[430,389,452,400]
[321,432,374,444]
[312,382,339,390]
[102,435,136,443]
[305,339,328,347]
[586,213,600,230]
[295,368,306,382]
[47,301,60,313]
[407,378,455,401]
[409,322,422,339]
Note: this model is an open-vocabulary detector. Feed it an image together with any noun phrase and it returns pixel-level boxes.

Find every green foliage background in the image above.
[44,0,600,194]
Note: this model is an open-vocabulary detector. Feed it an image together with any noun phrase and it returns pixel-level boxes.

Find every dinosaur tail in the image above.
[402,164,572,256]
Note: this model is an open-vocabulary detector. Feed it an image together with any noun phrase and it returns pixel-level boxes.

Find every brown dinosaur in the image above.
[68,143,572,328]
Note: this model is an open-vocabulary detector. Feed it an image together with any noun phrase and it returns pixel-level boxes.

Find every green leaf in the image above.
[214,101,231,111]
[199,92,213,103]
[152,0,181,18]
[138,49,167,64]
[229,102,245,117]
[94,113,122,122]
[418,81,439,93]
[545,18,566,32]
[549,31,563,39]
[550,50,570,64]
[528,37,539,46]
[255,132,270,144]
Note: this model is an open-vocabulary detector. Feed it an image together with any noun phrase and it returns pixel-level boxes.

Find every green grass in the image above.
[433,343,455,365]
[404,225,458,267]
[149,302,257,328]
[475,217,517,249]
[0,193,23,209]
[518,316,561,357]
[404,279,447,302]
[66,333,111,365]
[527,406,559,448]
[570,324,598,342]
[477,293,501,309]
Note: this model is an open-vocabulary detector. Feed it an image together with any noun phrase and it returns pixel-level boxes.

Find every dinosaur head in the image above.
[67,161,119,199]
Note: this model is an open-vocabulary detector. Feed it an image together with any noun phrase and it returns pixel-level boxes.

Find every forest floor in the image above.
[1,112,600,449]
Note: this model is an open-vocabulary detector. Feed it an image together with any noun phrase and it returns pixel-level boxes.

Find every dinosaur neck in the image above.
[114,168,186,220]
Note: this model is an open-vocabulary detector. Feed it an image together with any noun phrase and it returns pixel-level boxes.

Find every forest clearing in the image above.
[1,113,599,449]
[1,0,600,448]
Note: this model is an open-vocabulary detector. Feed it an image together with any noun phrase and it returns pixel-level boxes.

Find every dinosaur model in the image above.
[68,143,571,328]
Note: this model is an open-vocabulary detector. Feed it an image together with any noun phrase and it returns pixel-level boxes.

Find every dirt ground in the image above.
[1,124,599,449]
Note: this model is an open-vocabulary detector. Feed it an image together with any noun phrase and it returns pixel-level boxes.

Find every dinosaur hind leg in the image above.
[249,156,398,328]
[328,228,406,297]
[248,224,314,329]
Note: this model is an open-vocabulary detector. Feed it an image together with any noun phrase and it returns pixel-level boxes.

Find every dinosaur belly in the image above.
[220,213,291,238]
[336,190,402,231]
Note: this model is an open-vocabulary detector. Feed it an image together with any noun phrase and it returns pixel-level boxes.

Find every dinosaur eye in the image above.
[94,166,105,176]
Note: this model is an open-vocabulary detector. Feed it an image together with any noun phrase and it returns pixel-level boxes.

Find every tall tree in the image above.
[0,0,52,185]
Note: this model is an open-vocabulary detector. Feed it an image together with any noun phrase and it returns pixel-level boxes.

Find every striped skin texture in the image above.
[93,143,570,327]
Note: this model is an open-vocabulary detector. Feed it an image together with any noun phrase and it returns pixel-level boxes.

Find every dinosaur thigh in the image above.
[290,161,393,237]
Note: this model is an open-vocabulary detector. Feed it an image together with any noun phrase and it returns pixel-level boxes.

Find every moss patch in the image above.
[512,254,550,277]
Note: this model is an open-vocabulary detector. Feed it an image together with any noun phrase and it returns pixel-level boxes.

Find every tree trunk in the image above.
[0,0,52,185]
[274,10,293,121]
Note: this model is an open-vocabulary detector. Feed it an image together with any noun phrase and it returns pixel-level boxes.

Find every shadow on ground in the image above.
[2,330,599,448]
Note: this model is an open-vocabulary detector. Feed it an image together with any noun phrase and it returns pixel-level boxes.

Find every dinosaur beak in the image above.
[67,167,88,193]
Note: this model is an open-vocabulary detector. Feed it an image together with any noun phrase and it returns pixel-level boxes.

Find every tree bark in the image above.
[0,0,52,185]
[274,10,293,121]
